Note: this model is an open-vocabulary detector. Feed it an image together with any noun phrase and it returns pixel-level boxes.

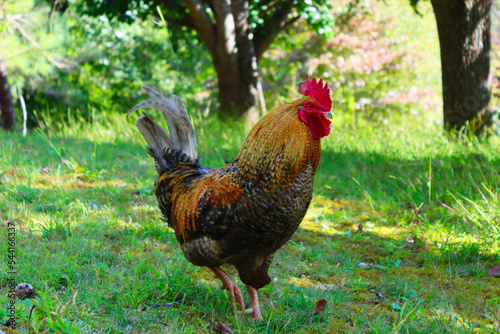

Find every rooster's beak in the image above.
[324,111,333,120]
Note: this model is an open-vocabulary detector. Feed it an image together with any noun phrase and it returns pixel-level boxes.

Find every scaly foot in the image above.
[245,284,262,320]
[209,267,246,313]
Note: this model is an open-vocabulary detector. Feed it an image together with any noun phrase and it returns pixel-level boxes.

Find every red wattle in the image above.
[298,110,331,139]
[309,117,331,139]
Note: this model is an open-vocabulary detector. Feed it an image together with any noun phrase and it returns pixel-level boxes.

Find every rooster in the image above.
[128,76,332,320]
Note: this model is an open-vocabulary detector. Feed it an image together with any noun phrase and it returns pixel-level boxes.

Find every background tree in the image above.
[0,0,76,130]
[77,0,334,121]
[0,48,14,130]
[414,0,493,134]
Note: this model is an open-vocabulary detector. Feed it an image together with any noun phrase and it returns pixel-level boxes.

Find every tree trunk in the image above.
[210,23,259,121]
[0,48,15,130]
[182,0,260,121]
[431,0,493,134]
[214,55,260,123]
[213,0,259,122]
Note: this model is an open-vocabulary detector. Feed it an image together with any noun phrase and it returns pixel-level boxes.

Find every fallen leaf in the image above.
[488,264,500,276]
[313,298,327,316]
[211,321,234,334]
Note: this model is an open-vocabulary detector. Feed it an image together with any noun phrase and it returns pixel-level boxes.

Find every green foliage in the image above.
[261,0,440,121]
[2,0,442,127]
[0,0,69,90]
[1,0,215,125]
[78,0,336,39]
[75,0,182,23]
[58,11,213,113]
[247,0,335,39]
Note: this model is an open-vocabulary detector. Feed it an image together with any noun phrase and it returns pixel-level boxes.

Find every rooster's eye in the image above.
[307,103,313,109]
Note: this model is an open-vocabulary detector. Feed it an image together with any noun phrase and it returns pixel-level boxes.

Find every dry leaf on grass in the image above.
[211,321,234,334]
[313,298,327,316]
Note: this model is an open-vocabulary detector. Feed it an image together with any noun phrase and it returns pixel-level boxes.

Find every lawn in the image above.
[1,108,499,333]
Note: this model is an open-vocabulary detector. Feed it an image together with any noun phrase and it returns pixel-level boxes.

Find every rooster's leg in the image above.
[244,284,263,320]
[209,267,246,313]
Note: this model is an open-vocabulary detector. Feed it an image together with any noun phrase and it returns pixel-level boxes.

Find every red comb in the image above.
[298,75,332,111]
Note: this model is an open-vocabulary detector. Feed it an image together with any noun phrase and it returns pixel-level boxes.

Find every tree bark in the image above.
[0,48,15,130]
[182,0,259,121]
[431,0,493,134]
[211,0,259,121]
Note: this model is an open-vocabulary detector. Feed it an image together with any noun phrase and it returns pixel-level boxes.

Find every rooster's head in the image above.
[297,75,332,139]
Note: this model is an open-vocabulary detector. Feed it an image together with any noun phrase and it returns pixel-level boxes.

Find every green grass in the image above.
[1,108,499,333]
